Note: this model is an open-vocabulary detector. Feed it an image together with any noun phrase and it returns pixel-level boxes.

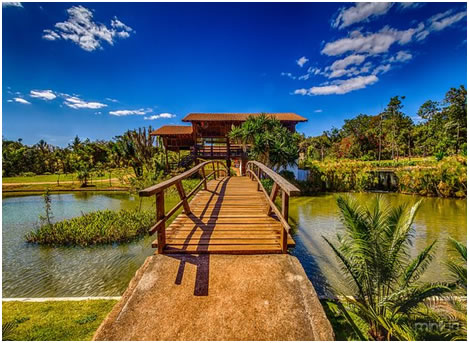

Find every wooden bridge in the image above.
[139,160,300,254]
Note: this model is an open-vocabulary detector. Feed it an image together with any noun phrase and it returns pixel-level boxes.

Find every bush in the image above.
[20,172,36,177]
[395,155,467,197]
[25,209,155,246]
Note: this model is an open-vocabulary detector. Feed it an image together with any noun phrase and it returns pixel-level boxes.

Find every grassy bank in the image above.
[2,300,117,341]
[26,208,155,246]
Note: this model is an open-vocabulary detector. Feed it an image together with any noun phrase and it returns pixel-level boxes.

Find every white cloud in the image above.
[372,64,391,75]
[294,75,378,96]
[109,108,151,116]
[314,109,323,113]
[333,2,393,29]
[64,96,107,109]
[322,24,423,56]
[281,72,297,80]
[43,6,134,52]
[144,113,176,120]
[399,3,424,10]
[42,29,61,41]
[296,56,309,67]
[327,54,367,78]
[2,2,23,8]
[30,89,57,100]
[7,99,13,102]
[14,97,31,104]
[429,10,466,32]
[389,50,413,63]
[105,97,119,103]
[307,67,321,75]
[298,74,310,80]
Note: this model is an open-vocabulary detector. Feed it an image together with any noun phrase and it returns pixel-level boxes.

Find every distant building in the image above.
[151,112,307,175]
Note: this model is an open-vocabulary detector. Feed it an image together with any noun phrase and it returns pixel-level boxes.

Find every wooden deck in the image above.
[154,176,295,254]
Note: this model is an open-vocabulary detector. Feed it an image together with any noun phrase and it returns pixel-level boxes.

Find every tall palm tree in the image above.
[324,195,451,340]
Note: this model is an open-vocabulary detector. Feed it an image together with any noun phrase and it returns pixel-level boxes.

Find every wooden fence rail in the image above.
[139,160,228,253]
[246,161,300,253]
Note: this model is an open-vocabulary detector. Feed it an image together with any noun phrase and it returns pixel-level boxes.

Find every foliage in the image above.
[39,189,53,227]
[299,86,467,163]
[229,114,300,169]
[1,300,117,341]
[301,157,466,197]
[323,195,452,340]
[26,208,155,246]
[395,156,467,197]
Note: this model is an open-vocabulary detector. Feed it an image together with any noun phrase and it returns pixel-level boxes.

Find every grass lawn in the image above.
[3,168,131,184]
[2,300,118,341]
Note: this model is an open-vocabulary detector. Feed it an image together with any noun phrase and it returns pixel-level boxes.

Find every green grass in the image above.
[26,208,155,246]
[2,300,117,341]
[3,168,131,184]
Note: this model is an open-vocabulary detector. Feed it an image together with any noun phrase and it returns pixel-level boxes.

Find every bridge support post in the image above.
[156,192,166,254]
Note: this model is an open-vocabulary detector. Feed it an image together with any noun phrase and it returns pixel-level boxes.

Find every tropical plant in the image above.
[323,195,451,340]
[229,114,300,169]
[26,208,155,246]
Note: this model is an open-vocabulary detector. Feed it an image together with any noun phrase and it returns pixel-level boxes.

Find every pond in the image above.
[2,191,466,298]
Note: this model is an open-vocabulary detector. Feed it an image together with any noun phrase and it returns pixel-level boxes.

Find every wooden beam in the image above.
[176,180,191,214]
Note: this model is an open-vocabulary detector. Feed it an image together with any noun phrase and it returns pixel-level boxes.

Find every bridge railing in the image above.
[139,160,228,253]
[246,161,301,253]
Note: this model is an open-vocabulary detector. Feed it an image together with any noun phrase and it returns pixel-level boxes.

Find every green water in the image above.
[289,193,467,297]
[2,191,466,297]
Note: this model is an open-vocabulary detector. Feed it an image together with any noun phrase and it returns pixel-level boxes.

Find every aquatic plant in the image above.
[26,208,155,246]
[324,195,452,340]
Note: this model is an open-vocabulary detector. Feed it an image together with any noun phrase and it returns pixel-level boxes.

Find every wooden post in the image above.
[256,166,260,191]
[268,183,279,215]
[156,192,165,254]
[212,161,216,179]
[201,166,207,190]
[282,190,289,223]
[281,227,288,253]
[176,181,191,214]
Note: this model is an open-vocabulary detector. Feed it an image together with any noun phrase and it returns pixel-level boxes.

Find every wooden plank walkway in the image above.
[154,176,295,254]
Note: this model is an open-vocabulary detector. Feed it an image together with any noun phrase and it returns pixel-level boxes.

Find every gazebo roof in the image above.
[150,125,193,136]
[182,112,307,122]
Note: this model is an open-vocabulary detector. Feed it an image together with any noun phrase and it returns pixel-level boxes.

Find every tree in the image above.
[442,85,467,154]
[229,114,300,169]
[324,195,451,340]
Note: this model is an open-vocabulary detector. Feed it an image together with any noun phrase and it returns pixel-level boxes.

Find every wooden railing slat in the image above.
[246,161,300,196]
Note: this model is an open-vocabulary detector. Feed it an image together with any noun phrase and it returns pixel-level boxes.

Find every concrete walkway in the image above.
[93,254,334,341]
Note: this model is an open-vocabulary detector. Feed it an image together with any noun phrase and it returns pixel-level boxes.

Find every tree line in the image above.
[2,127,169,183]
[300,85,467,162]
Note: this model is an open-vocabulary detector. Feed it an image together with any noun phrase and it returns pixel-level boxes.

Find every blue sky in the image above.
[2,2,467,146]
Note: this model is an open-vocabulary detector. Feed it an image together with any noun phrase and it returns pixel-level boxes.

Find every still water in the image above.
[2,191,466,297]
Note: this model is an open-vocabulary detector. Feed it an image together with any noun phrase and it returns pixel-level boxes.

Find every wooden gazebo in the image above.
[151,112,307,173]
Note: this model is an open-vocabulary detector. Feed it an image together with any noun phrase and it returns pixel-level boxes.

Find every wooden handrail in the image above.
[246,161,300,196]
[139,160,228,254]
[246,161,300,253]
[139,161,226,197]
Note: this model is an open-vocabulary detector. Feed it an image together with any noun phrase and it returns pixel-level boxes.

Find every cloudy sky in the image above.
[2,2,467,145]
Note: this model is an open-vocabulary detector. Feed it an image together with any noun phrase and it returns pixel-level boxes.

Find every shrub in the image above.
[21,171,36,177]
[25,209,155,246]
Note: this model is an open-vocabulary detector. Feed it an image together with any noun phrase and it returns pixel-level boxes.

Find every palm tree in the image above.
[323,195,451,340]
[229,114,299,169]
[427,238,467,340]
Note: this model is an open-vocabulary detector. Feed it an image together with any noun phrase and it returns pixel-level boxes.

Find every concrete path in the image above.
[93,254,334,341]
